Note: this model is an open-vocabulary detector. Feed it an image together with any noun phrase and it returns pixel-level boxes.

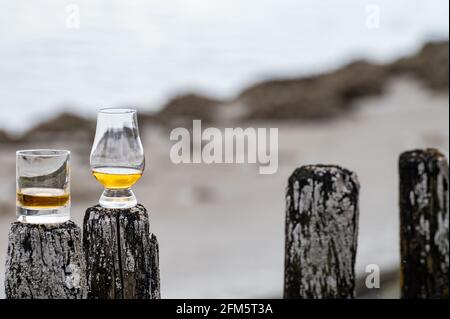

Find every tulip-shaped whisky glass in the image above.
[90,108,145,208]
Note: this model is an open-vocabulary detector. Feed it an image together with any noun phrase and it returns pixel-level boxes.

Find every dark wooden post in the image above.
[284,165,359,299]
[5,221,87,299]
[83,204,161,299]
[399,149,449,299]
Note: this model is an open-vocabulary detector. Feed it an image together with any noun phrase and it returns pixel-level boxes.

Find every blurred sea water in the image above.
[0,0,448,133]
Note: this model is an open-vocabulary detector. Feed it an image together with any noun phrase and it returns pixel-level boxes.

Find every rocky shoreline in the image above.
[0,41,447,144]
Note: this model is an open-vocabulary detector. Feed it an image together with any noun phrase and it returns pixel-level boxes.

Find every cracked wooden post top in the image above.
[83,204,161,299]
[399,148,449,299]
[284,165,360,299]
[5,221,87,299]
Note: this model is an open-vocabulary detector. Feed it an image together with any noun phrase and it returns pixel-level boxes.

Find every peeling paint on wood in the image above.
[83,204,161,299]
[284,165,359,299]
[5,221,87,299]
[399,149,449,299]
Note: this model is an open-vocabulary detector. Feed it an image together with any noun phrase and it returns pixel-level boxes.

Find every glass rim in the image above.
[16,149,70,157]
[99,107,136,114]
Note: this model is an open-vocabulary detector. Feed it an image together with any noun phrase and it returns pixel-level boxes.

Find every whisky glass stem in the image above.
[99,188,137,209]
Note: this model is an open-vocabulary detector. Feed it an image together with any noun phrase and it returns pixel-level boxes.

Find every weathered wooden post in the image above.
[5,221,87,299]
[83,204,161,299]
[399,149,449,299]
[284,165,359,299]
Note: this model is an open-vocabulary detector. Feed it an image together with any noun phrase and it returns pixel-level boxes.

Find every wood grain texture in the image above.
[83,204,160,299]
[399,149,449,299]
[284,165,359,299]
[5,221,87,299]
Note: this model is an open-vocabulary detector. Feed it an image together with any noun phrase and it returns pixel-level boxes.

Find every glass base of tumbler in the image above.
[17,205,70,224]
[99,188,137,209]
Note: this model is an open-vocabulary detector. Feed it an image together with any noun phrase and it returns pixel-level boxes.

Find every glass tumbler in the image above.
[16,149,70,223]
[90,108,145,209]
